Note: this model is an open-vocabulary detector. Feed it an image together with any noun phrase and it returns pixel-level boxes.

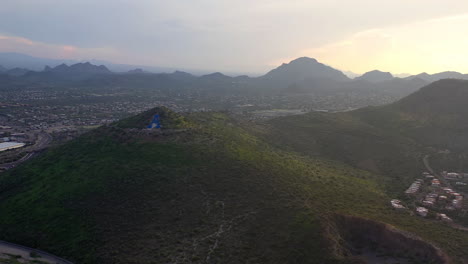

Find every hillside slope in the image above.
[355,79,468,150]
[0,107,467,263]
[265,79,468,183]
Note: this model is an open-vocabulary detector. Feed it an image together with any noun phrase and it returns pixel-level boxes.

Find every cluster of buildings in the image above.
[393,171,468,224]
[422,193,438,207]
[442,171,468,180]
[441,187,464,210]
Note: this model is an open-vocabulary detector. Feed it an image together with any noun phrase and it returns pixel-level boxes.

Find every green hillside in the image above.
[0,106,467,263]
[264,79,468,191]
[356,79,468,150]
[263,111,425,194]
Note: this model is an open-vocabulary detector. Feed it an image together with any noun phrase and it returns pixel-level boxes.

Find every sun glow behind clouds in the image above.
[3,1,468,73]
[302,14,468,75]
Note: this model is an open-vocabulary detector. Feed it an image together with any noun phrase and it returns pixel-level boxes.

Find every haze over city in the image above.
[2,0,468,75]
[3,1,468,264]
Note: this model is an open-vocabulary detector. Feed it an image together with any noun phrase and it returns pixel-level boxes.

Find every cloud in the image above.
[298,13,468,74]
[3,1,468,73]
[0,34,122,62]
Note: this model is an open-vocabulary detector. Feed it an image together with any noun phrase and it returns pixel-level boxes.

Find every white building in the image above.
[390,199,406,210]
[0,142,26,152]
[416,207,428,217]
[437,213,453,222]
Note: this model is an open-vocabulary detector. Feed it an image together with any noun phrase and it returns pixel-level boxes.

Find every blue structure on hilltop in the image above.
[147,114,161,129]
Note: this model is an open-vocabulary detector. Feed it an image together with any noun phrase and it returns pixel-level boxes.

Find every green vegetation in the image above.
[356,79,468,150]
[262,111,425,195]
[114,106,190,129]
[1,89,468,264]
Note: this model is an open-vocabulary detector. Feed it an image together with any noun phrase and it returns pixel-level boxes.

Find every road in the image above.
[0,240,73,264]
[0,132,52,171]
[31,132,53,151]
[423,154,435,175]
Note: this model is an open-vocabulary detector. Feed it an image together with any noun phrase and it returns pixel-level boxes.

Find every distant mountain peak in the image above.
[406,71,468,82]
[5,67,30,77]
[173,70,190,75]
[128,68,145,74]
[53,63,70,71]
[47,62,111,74]
[171,70,193,77]
[356,70,394,83]
[262,57,349,85]
[289,57,318,64]
[201,72,231,80]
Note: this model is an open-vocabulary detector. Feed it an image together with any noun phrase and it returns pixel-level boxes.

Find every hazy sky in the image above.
[2,0,468,74]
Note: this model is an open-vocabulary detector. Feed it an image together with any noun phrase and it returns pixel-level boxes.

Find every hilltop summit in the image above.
[406,71,468,82]
[44,62,111,74]
[262,57,349,85]
[356,70,394,83]
[395,79,468,115]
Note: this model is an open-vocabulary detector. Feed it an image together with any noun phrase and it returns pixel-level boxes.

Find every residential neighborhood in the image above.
[392,170,468,227]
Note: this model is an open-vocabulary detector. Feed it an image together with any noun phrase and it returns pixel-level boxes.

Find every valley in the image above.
[4,1,468,263]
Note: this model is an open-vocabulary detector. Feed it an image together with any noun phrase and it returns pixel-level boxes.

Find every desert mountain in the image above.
[266,79,468,186]
[261,57,349,85]
[127,68,146,74]
[354,79,468,149]
[200,72,233,81]
[44,62,111,74]
[4,67,31,77]
[355,70,394,82]
[406,71,468,82]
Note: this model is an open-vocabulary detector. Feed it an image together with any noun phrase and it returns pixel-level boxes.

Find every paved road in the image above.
[0,240,73,264]
[0,132,52,171]
[0,152,36,170]
[31,132,53,151]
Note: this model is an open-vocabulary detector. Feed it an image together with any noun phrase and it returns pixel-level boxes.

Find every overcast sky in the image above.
[2,0,468,75]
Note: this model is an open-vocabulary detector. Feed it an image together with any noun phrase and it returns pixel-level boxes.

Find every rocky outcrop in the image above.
[328,214,450,264]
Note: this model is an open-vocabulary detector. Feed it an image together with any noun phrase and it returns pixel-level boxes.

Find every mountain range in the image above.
[0,52,222,75]
[2,52,468,84]
[0,56,429,104]
[405,71,468,82]
[3,55,468,116]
